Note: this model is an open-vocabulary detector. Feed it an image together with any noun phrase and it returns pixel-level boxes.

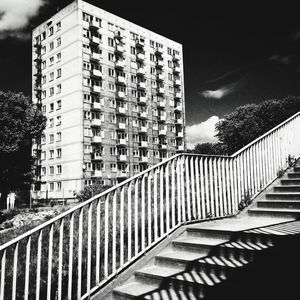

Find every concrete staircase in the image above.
[110,166,300,300]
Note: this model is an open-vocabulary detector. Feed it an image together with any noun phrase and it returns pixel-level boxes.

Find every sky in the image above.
[1,0,300,148]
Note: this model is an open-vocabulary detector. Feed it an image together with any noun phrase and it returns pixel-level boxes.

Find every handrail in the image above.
[0,111,300,299]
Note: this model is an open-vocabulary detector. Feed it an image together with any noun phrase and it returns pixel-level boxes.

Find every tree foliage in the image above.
[193,142,225,156]
[0,91,46,208]
[76,183,111,202]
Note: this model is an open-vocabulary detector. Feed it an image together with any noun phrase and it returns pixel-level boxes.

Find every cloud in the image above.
[186,116,220,149]
[268,54,292,65]
[0,0,47,39]
[200,81,241,100]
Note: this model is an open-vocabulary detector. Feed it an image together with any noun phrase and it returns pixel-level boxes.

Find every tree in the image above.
[0,91,46,209]
[193,142,226,155]
[76,183,111,202]
[215,96,300,154]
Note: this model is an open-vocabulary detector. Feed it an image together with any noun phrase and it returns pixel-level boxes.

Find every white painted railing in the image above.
[1,111,300,299]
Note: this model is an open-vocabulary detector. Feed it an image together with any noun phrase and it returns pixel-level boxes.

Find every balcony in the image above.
[155,48,164,55]
[116,76,126,85]
[115,60,125,69]
[116,91,125,99]
[136,53,145,61]
[169,100,174,107]
[137,82,146,90]
[92,86,101,94]
[92,152,102,160]
[174,79,181,86]
[159,115,166,122]
[34,56,42,63]
[157,74,164,81]
[139,111,147,119]
[173,66,181,74]
[118,155,127,162]
[89,20,99,29]
[139,141,148,148]
[157,87,165,95]
[140,126,147,133]
[91,69,102,78]
[176,118,183,125]
[92,136,102,143]
[117,138,127,146]
[117,171,128,178]
[117,107,126,114]
[90,36,100,45]
[118,123,126,130]
[137,67,146,76]
[139,157,148,163]
[136,38,145,47]
[91,52,101,61]
[114,30,124,40]
[176,132,184,138]
[156,60,164,68]
[92,102,101,110]
[92,170,102,177]
[34,42,42,49]
[177,145,184,151]
[174,104,182,111]
[115,45,124,54]
[91,119,101,127]
[138,95,147,104]
[157,100,166,108]
[159,129,167,136]
[34,84,42,92]
[174,92,181,99]
[173,53,181,61]
[158,144,167,150]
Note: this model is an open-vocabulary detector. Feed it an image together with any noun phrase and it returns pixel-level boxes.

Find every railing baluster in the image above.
[128,183,132,260]
[190,157,196,219]
[68,213,74,299]
[195,157,201,219]
[77,209,83,300]
[134,179,139,255]
[160,166,164,236]
[96,199,101,285]
[236,155,241,206]
[199,157,205,218]
[112,191,117,273]
[185,156,191,221]
[120,186,125,266]
[166,162,170,232]
[147,173,152,245]
[176,158,181,223]
[171,160,176,228]
[204,158,210,217]
[153,170,158,239]
[47,225,53,300]
[213,158,219,217]
[87,204,92,294]
[217,158,223,216]
[58,218,64,300]
[0,250,6,300]
[141,177,145,251]
[181,156,186,221]
[208,158,215,217]
[104,195,109,278]
[233,158,238,212]
[12,242,19,300]
[24,236,31,300]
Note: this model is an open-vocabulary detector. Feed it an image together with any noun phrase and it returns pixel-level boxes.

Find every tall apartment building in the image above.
[32,0,185,201]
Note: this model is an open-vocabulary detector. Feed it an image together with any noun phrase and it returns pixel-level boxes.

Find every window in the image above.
[108,37,114,47]
[57,100,61,110]
[42,167,46,175]
[42,105,46,113]
[57,84,61,94]
[42,61,46,69]
[49,103,54,112]
[57,148,62,158]
[57,37,61,47]
[50,72,54,81]
[42,75,46,84]
[49,56,54,65]
[130,46,136,55]
[110,147,116,155]
[108,22,114,31]
[56,22,61,32]
[49,182,54,190]
[111,163,117,172]
[49,87,54,96]
[57,182,62,191]
[56,52,61,62]
[167,47,172,55]
[150,40,155,48]
[108,83,115,92]
[49,150,54,159]
[108,53,114,62]
[49,41,54,51]
[57,132,61,141]
[108,68,115,77]
[49,27,54,36]
[150,54,155,61]
[49,118,54,127]
[49,134,54,143]
[41,46,46,55]
[57,165,62,174]
[56,116,61,126]
[57,68,61,78]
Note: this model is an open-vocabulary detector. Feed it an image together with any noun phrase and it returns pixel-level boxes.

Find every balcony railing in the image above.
[91,170,102,177]
[92,136,102,143]
[92,86,101,93]
[92,102,101,110]
[137,67,146,76]
[138,95,147,104]
[139,126,147,133]
[139,157,148,163]
[117,138,127,146]
[115,60,125,69]
[1,111,300,299]
[91,119,101,126]
[118,123,126,130]
[117,76,126,85]
[139,141,148,148]
[91,52,101,61]
[91,69,102,78]
[117,107,126,114]
[118,154,127,162]
[116,91,125,99]
[91,153,102,160]
[139,111,147,119]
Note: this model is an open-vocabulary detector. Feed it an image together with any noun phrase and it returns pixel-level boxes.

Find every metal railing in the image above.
[1,111,300,299]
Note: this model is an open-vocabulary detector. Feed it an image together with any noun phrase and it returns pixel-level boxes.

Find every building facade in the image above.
[32,0,185,201]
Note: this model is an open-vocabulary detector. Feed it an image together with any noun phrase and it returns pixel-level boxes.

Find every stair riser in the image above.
[288,173,300,178]
[248,210,300,219]
[169,280,207,299]
[186,228,233,240]
[294,167,300,172]
[274,186,300,192]
[257,201,300,209]
[266,194,300,200]
[113,292,136,300]
[238,233,276,246]
[154,256,189,269]
[172,242,214,253]
[281,179,300,185]
[214,247,257,262]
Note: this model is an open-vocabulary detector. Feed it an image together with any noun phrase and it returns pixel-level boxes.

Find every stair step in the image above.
[174,269,222,286]
[198,255,250,268]
[288,172,300,178]
[186,227,234,240]
[266,192,300,200]
[274,185,300,192]
[113,281,159,299]
[294,166,300,172]
[143,288,201,300]
[135,265,183,284]
[281,178,300,185]
[257,200,300,209]
[172,236,228,251]
[248,207,300,218]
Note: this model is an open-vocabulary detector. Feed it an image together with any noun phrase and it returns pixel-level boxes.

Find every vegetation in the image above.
[0,91,46,209]
[193,96,300,155]
[76,183,111,202]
